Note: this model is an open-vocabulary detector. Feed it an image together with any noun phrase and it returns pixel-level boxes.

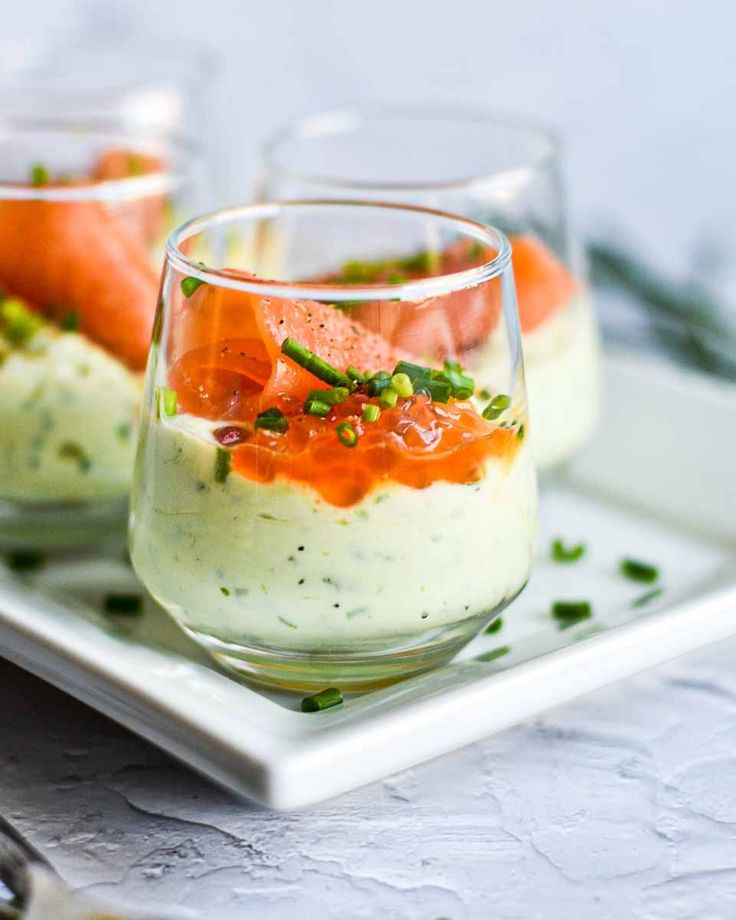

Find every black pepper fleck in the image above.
[298,578,305,585]
[298,545,305,551]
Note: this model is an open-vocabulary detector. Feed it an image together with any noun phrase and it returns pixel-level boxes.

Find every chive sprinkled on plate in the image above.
[214,447,231,483]
[551,539,586,563]
[103,593,143,615]
[476,645,510,662]
[336,422,359,448]
[3,551,46,572]
[281,337,351,388]
[632,587,664,608]
[485,617,503,634]
[301,687,343,712]
[620,558,659,583]
[551,600,592,628]
[30,163,49,186]
[363,403,380,423]
[254,406,289,433]
[482,394,510,420]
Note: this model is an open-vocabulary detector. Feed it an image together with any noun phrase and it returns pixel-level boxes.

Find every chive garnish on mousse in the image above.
[3,551,46,572]
[254,406,289,433]
[301,687,344,712]
[30,163,50,186]
[632,587,664,608]
[380,387,399,409]
[551,600,592,629]
[59,311,81,332]
[281,337,352,389]
[103,593,143,615]
[180,262,207,298]
[1,298,43,346]
[482,394,511,420]
[551,539,586,563]
[156,386,177,418]
[485,617,503,634]
[363,403,380,423]
[336,422,359,448]
[390,372,414,398]
[620,558,659,583]
[214,447,231,483]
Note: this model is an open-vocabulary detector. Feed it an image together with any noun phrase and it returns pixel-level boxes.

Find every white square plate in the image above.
[0,354,734,809]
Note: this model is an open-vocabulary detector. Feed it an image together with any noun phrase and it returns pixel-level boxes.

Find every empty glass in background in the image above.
[258,107,601,470]
[0,123,205,549]
[0,35,213,140]
[130,200,538,690]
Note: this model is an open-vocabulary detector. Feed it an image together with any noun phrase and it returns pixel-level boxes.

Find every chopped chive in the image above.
[180,263,207,298]
[220,587,231,597]
[476,645,510,662]
[281,337,351,388]
[59,311,80,332]
[127,153,144,176]
[305,387,349,407]
[482,394,511,420]
[363,403,380,423]
[254,406,289,433]
[390,372,414,398]
[393,359,433,381]
[620,558,659,583]
[413,377,451,403]
[103,593,143,615]
[301,687,343,712]
[467,241,485,260]
[1,298,43,346]
[478,388,491,400]
[399,250,437,274]
[115,422,131,442]
[436,361,475,399]
[517,423,526,441]
[156,386,177,418]
[365,371,392,397]
[551,600,592,628]
[336,422,359,448]
[305,399,331,417]
[58,441,91,473]
[632,587,664,608]
[346,365,366,383]
[3,551,45,572]
[214,447,231,483]
[380,387,399,409]
[30,163,49,186]
[485,617,503,634]
[551,539,586,563]
[387,272,406,284]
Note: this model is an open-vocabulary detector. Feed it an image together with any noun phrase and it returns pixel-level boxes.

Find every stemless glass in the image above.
[130,200,538,691]
[259,107,601,470]
[0,123,203,548]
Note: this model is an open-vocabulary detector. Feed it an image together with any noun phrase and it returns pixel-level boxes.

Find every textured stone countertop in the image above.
[2,631,736,920]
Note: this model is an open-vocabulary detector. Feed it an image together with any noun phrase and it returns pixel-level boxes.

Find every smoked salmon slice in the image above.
[169,275,401,420]
[510,235,577,332]
[91,149,167,248]
[0,196,159,370]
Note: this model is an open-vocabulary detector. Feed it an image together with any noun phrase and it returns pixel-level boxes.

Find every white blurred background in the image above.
[2,0,736,315]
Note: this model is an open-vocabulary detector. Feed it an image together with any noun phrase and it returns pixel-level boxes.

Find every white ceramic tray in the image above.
[0,353,734,809]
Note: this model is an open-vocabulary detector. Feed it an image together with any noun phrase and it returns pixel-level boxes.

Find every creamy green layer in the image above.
[131,413,538,649]
[0,327,141,502]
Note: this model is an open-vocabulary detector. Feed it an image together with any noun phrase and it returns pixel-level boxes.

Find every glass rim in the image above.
[262,104,560,193]
[166,198,513,304]
[0,118,202,202]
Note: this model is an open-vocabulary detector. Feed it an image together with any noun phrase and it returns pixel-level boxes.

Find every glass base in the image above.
[0,496,128,550]
[182,604,514,693]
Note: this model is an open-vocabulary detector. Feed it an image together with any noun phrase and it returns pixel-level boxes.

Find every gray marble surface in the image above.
[3,631,736,919]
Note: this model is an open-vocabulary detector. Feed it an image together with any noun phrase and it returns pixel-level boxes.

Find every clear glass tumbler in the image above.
[0,123,203,548]
[130,200,538,690]
[259,106,601,470]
